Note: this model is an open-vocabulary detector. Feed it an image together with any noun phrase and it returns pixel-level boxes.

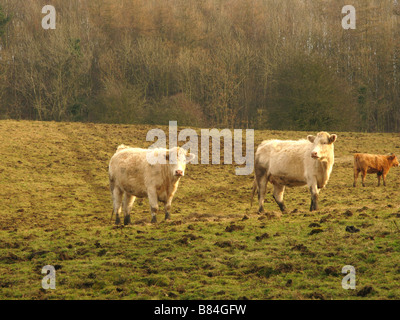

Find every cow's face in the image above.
[388,154,399,167]
[166,147,196,177]
[308,132,337,160]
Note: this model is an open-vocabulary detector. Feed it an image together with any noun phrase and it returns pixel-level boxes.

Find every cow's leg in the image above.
[122,194,136,225]
[148,190,159,223]
[164,205,171,220]
[309,184,319,211]
[165,196,173,220]
[382,172,387,186]
[377,173,381,187]
[361,170,367,187]
[272,184,286,213]
[353,169,359,187]
[256,172,268,213]
[113,187,123,225]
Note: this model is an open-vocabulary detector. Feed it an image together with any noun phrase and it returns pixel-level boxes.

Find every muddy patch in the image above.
[255,233,270,241]
[225,224,245,232]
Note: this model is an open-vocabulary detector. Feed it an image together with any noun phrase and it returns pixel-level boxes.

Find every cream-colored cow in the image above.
[109,145,195,224]
[252,132,337,213]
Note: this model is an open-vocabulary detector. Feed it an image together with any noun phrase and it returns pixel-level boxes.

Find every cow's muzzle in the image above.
[311,152,319,159]
[175,170,184,177]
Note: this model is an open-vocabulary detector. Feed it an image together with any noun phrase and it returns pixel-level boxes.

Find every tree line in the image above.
[0,0,400,132]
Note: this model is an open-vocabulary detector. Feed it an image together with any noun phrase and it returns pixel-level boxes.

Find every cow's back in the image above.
[109,147,151,197]
[354,153,392,174]
[256,139,311,186]
[109,147,147,177]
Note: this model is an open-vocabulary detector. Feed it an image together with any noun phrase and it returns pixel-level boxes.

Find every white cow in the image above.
[109,145,195,224]
[252,132,337,213]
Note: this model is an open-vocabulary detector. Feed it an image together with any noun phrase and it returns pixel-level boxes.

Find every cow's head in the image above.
[307,132,337,160]
[165,147,196,177]
[388,154,399,167]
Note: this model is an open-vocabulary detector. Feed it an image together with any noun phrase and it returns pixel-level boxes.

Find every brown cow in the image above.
[353,153,399,187]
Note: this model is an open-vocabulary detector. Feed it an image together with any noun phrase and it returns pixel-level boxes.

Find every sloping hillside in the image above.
[0,120,399,299]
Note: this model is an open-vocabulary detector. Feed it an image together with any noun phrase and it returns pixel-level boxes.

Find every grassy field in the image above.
[0,120,400,300]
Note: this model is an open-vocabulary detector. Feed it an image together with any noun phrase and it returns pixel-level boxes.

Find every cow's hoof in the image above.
[165,212,171,220]
[151,216,157,224]
[115,216,121,225]
[124,215,131,225]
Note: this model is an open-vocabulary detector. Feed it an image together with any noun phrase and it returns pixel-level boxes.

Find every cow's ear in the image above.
[329,134,337,144]
[307,135,316,143]
[186,153,196,163]
[387,154,395,160]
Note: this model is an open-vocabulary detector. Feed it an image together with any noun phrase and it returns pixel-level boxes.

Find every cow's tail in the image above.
[109,173,115,223]
[354,153,360,170]
[109,174,114,190]
[251,177,257,207]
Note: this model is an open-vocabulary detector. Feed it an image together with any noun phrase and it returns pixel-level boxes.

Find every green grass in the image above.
[1,120,400,299]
